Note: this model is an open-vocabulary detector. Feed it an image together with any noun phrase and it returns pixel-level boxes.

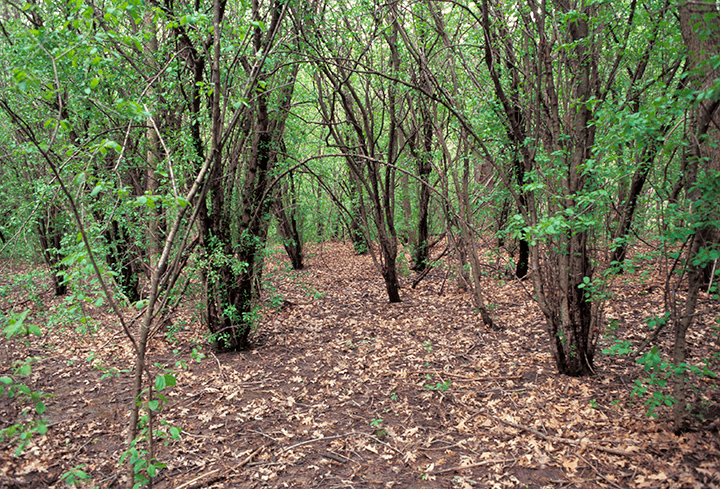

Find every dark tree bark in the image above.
[609,151,653,268]
[37,203,67,296]
[194,0,294,351]
[405,85,434,272]
[307,8,403,303]
[347,168,368,254]
[673,0,720,431]
[273,169,304,270]
[480,4,531,280]
[104,220,140,303]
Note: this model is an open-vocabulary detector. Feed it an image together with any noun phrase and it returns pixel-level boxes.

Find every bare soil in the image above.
[1,241,719,488]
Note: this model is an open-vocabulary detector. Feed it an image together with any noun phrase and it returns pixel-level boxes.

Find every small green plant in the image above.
[190,346,206,362]
[602,340,633,356]
[60,465,91,486]
[370,418,386,437]
[589,399,597,409]
[0,314,50,455]
[165,320,188,343]
[3,310,42,340]
[87,353,129,379]
[632,346,674,417]
[425,380,451,392]
[577,275,610,302]
[173,350,188,370]
[390,392,398,401]
[120,373,180,487]
[423,340,433,353]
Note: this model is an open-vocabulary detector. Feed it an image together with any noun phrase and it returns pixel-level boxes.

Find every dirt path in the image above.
[1,242,719,488]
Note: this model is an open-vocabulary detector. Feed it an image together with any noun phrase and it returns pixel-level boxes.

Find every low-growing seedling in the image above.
[191,346,206,362]
[425,380,451,392]
[60,464,91,486]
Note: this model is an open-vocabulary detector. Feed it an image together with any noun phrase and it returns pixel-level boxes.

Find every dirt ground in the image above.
[1,241,719,488]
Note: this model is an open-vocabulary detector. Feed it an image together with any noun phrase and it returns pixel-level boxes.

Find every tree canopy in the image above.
[0,0,718,486]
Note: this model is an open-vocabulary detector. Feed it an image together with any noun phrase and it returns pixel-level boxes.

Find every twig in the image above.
[210,351,225,380]
[411,244,449,289]
[235,444,269,469]
[411,371,523,381]
[576,453,624,489]
[435,458,516,474]
[176,443,270,489]
[174,469,220,489]
[494,417,638,457]
[321,452,349,463]
[277,433,356,455]
[362,433,406,458]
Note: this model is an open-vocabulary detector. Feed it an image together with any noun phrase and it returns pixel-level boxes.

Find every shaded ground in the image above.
[1,241,719,488]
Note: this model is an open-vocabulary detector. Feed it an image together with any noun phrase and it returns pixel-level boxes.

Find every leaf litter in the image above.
[0,241,719,488]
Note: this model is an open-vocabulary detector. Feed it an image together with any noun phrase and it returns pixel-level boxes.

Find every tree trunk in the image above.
[411,106,433,272]
[37,203,66,296]
[104,220,140,303]
[347,169,368,255]
[525,2,599,377]
[610,151,653,269]
[673,0,720,431]
[198,0,292,351]
[400,171,414,245]
[273,172,303,270]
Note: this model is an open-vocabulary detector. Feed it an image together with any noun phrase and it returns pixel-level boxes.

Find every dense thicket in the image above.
[0,0,718,485]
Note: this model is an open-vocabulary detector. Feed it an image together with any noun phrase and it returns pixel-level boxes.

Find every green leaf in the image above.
[169,426,181,439]
[163,373,176,388]
[36,401,46,414]
[28,324,42,337]
[73,172,86,187]
[148,400,159,411]
[94,297,104,307]
[155,375,166,392]
[232,98,249,109]
[0,377,13,385]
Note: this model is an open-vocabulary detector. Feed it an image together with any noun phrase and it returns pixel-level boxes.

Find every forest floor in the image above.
[1,241,719,489]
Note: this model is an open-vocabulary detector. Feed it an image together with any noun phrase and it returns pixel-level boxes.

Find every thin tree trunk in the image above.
[273,172,303,270]
[37,203,66,296]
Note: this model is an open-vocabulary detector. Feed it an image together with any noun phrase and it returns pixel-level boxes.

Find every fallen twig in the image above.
[175,468,220,489]
[277,432,357,455]
[495,417,638,457]
[435,458,516,474]
[235,444,269,469]
[210,351,225,380]
[321,451,349,463]
[412,371,523,381]
[576,453,624,489]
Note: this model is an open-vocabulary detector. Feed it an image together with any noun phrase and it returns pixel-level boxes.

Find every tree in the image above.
[302,1,404,302]
[672,0,720,432]
[192,0,297,351]
[273,165,304,270]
